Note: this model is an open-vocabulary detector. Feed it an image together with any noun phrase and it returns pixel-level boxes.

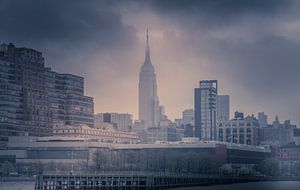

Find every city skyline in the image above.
[0,0,299,125]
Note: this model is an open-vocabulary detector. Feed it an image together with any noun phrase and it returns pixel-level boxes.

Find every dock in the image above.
[35,171,262,190]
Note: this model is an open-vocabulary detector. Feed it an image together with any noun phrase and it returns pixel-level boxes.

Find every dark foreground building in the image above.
[0,43,94,144]
[0,136,270,174]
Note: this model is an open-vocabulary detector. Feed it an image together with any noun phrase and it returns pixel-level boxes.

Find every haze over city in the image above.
[0,0,299,125]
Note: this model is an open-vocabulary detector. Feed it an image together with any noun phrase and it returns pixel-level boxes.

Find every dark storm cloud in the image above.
[146,0,290,24]
[0,0,299,123]
[135,0,299,122]
[0,0,136,49]
[208,34,300,97]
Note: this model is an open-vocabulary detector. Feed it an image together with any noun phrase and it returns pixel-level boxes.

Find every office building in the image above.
[45,68,94,128]
[194,80,218,141]
[0,43,94,140]
[217,95,230,122]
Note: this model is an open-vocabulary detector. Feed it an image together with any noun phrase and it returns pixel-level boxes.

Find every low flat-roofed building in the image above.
[0,136,271,175]
[53,124,139,144]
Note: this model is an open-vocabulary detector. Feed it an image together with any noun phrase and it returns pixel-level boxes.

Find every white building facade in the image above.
[217,115,260,146]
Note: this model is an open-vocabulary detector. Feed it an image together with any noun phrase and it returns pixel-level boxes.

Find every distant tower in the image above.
[139,29,160,129]
[258,112,268,128]
[194,80,218,140]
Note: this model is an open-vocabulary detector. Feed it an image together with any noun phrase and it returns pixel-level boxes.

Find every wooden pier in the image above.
[35,171,262,190]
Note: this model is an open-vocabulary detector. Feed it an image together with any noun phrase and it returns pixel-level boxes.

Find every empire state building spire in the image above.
[139,29,160,129]
[144,28,152,65]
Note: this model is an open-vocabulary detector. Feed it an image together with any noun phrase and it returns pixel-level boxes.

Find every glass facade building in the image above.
[194,80,218,141]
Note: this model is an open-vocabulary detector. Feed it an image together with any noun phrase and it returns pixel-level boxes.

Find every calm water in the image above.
[172,181,300,190]
[1,181,300,190]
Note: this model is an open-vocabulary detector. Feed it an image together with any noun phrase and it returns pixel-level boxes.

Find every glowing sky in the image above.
[0,0,299,125]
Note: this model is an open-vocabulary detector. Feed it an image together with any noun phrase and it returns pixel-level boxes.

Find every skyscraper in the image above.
[194,80,218,141]
[258,112,268,128]
[217,95,230,122]
[182,109,194,126]
[138,30,160,129]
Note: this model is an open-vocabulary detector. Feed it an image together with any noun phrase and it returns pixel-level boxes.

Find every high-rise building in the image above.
[194,80,218,141]
[217,95,230,122]
[95,113,133,132]
[0,59,24,143]
[182,109,194,126]
[138,30,160,129]
[45,68,94,128]
[0,43,53,137]
[0,43,94,140]
[258,112,268,128]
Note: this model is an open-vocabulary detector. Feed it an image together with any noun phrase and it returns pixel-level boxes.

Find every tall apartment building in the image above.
[0,59,24,143]
[0,43,94,139]
[217,113,260,146]
[0,43,52,137]
[45,69,94,127]
[94,113,133,132]
[194,80,218,141]
[217,95,230,122]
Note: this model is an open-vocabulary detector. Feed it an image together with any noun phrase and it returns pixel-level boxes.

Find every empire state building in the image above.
[139,30,160,129]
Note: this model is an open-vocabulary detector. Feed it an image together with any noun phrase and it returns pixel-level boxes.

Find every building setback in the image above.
[194,80,218,141]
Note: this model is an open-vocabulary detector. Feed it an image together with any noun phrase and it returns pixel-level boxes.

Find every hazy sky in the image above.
[0,0,299,125]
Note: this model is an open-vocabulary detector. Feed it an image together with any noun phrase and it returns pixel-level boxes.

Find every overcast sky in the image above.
[0,0,299,125]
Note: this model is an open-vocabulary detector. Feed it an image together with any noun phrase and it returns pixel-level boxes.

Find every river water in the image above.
[1,181,300,190]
